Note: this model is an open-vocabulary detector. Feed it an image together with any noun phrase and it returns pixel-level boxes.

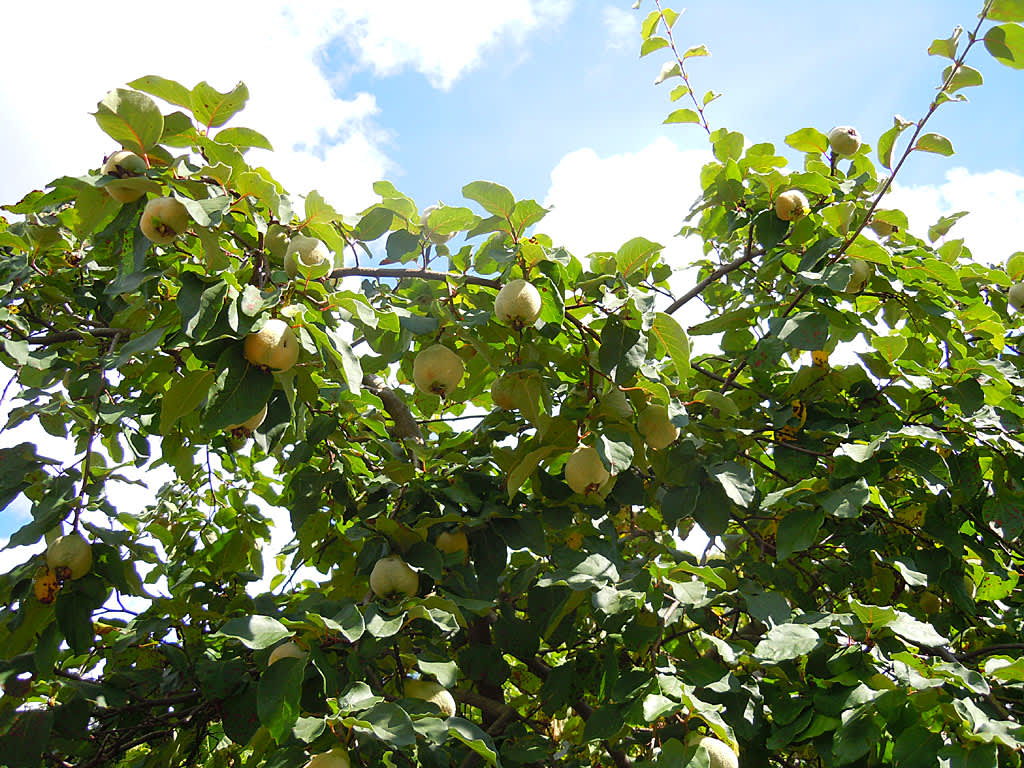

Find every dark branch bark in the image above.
[21,327,131,345]
[362,374,424,443]
[664,245,762,315]
[331,265,500,289]
[468,618,505,731]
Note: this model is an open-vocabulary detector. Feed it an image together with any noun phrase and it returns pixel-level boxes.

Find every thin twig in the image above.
[654,0,712,136]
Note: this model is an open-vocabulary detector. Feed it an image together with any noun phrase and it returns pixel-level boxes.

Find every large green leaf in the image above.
[94,88,164,153]
[191,80,250,128]
[216,615,291,649]
[985,23,1024,69]
[257,656,304,743]
[651,312,692,383]
[754,623,820,662]
[462,181,516,218]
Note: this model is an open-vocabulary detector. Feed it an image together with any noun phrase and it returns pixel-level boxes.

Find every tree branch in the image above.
[331,265,500,289]
[20,327,132,345]
[664,241,762,315]
[956,643,1024,663]
[362,374,424,443]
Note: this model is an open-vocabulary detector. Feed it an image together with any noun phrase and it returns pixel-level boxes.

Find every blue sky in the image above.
[334,1,1024,204]
[3,0,1024,544]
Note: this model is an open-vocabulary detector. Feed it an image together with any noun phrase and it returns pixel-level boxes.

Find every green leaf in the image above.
[776,507,824,560]
[338,681,382,712]
[985,23,1024,69]
[462,181,516,218]
[596,429,634,475]
[773,312,829,351]
[94,88,164,154]
[109,325,167,368]
[694,480,733,537]
[928,211,968,242]
[651,313,691,383]
[308,324,363,394]
[754,623,820,662]
[643,694,682,722]
[215,126,273,151]
[664,108,700,125]
[128,75,192,108]
[177,275,226,340]
[160,370,216,434]
[708,462,754,508]
[216,615,290,649]
[258,656,304,743]
[944,64,984,93]
[693,390,740,419]
[510,199,548,234]
[598,316,647,385]
[362,702,416,747]
[877,118,914,169]
[928,27,962,59]
[582,705,624,741]
[889,614,948,647]
[784,127,829,155]
[893,725,944,768]
[55,587,96,655]
[873,334,907,363]
[915,132,955,156]
[191,81,249,128]
[989,0,1024,21]
[447,717,502,766]
[537,553,620,590]
[670,84,691,102]
[654,62,681,85]
[641,10,661,40]
[293,717,327,743]
[203,346,274,431]
[640,37,670,57]
[833,715,880,764]
[820,479,870,518]
[507,446,554,498]
[0,710,53,768]
[682,44,708,59]
[616,236,662,277]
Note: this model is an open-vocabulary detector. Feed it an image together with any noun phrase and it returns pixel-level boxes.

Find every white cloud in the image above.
[541,136,713,342]
[886,167,1024,267]
[602,6,636,50]
[325,0,574,89]
[0,1,572,217]
[543,136,708,256]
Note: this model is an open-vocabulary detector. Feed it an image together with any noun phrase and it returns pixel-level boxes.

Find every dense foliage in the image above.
[3,2,1024,766]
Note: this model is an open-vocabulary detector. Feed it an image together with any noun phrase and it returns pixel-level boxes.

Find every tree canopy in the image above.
[3,2,1024,767]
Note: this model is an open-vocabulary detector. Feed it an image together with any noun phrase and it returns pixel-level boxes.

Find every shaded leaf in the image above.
[754,623,820,662]
[216,615,290,649]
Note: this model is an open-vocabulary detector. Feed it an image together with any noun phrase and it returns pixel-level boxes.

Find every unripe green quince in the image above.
[46,533,93,581]
[141,197,189,245]
[565,445,610,495]
[494,279,543,329]
[102,150,148,203]
[413,344,464,398]
[404,678,457,717]
[637,404,680,450]
[284,235,332,279]
[244,319,300,372]
[827,125,862,156]
[775,190,809,221]
[369,554,419,599]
